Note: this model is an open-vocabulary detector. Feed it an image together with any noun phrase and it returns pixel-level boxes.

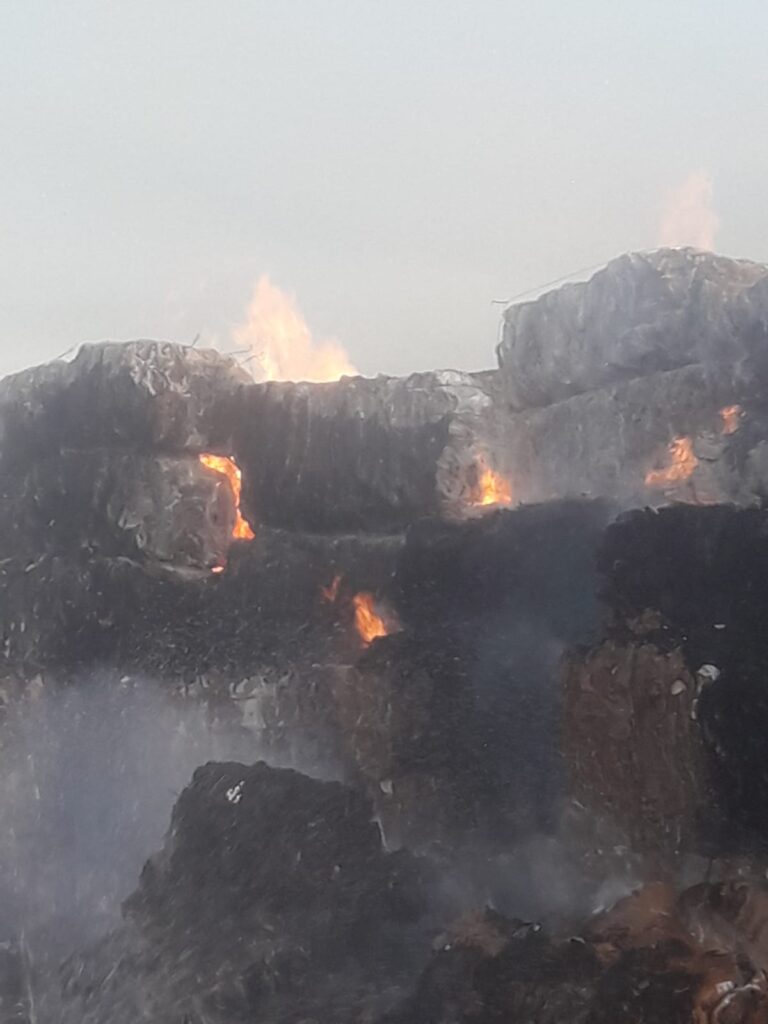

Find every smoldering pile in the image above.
[4,248,768,1022]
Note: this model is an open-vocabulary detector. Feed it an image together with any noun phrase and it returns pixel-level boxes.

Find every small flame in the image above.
[645,437,699,488]
[211,565,225,575]
[720,405,742,435]
[234,275,357,383]
[198,454,255,541]
[470,465,513,507]
[321,574,342,603]
[353,592,395,645]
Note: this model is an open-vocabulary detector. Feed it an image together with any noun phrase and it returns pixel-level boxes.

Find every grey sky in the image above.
[1,0,766,379]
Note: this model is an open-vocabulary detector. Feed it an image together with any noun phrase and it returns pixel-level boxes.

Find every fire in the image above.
[658,170,719,251]
[198,454,255,541]
[645,437,699,488]
[234,275,357,383]
[470,465,513,507]
[352,592,393,645]
[720,405,742,435]
[321,574,341,603]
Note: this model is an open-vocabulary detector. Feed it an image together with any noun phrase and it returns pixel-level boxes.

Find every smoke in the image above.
[658,171,719,251]
[233,275,357,382]
[0,675,259,958]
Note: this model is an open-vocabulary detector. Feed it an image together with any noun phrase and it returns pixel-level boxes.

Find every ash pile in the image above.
[4,248,768,1022]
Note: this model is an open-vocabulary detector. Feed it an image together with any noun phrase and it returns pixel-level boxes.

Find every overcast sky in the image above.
[1,0,767,379]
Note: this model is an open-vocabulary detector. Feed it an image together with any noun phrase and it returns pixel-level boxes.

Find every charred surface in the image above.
[53,761,435,1024]
[566,503,768,859]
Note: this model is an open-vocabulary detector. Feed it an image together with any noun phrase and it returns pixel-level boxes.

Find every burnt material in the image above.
[565,503,768,858]
[0,340,249,467]
[232,370,505,532]
[497,248,768,410]
[564,640,709,860]
[55,761,434,1024]
[395,499,611,637]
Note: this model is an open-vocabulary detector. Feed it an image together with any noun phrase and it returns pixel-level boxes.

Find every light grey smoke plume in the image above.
[0,674,258,958]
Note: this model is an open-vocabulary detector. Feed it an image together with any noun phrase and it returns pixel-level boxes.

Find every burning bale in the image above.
[333,501,612,851]
[352,591,400,645]
[231,370,514,531]
[493,249,768,507]
[198,452,255,543]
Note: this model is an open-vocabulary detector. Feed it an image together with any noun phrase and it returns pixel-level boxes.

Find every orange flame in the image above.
[658,171,719,251]
[470,465,513,507]
[321,574,342,603]
[645,437,699,488]
[234,275,357,383]
[720,405,742,435]
[352,592,395,645]
[198,454,255,541]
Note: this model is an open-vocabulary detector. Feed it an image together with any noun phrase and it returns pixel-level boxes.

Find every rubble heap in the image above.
[51,761,435,1024]
[4,249,768,1021]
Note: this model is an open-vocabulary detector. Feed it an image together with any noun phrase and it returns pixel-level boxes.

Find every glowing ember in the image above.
[720,405,742,435]
[471,465,513,507]
[645,437,699,488]
[198,454,255,541]
[234,275,357,383]
[352,592,393,645]
[321,574,341,603]
[211,565,225,575]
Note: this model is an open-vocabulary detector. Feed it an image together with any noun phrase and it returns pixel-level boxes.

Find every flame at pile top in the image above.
[470,465,513,508]
[645,437,699,488]
[720,405,742,435]
[198,454,255,541]
[234,275,357,383]
[353,592,396,645]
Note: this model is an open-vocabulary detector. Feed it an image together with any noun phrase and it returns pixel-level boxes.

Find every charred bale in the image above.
[563,641,711,862]
[333,502,610,851]
[380,910,600,1024]
[54,761,433,1024]
[0,449,237,569]
[570,504,768,855]
[497,248,768,411]
[394,499,611,638]
[0,341,248,468]
[233,370,510,532]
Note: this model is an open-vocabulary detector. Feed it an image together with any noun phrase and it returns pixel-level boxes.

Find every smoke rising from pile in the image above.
[234,275,357,382]
[0,677,258,956]
[658,171,719,251]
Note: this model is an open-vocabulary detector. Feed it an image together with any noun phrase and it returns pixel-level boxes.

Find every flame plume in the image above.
[199,454,255,541]
[658,171,719,251]
[645,437,699,488]
[234,276,357,383]
[353,592,394,645]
